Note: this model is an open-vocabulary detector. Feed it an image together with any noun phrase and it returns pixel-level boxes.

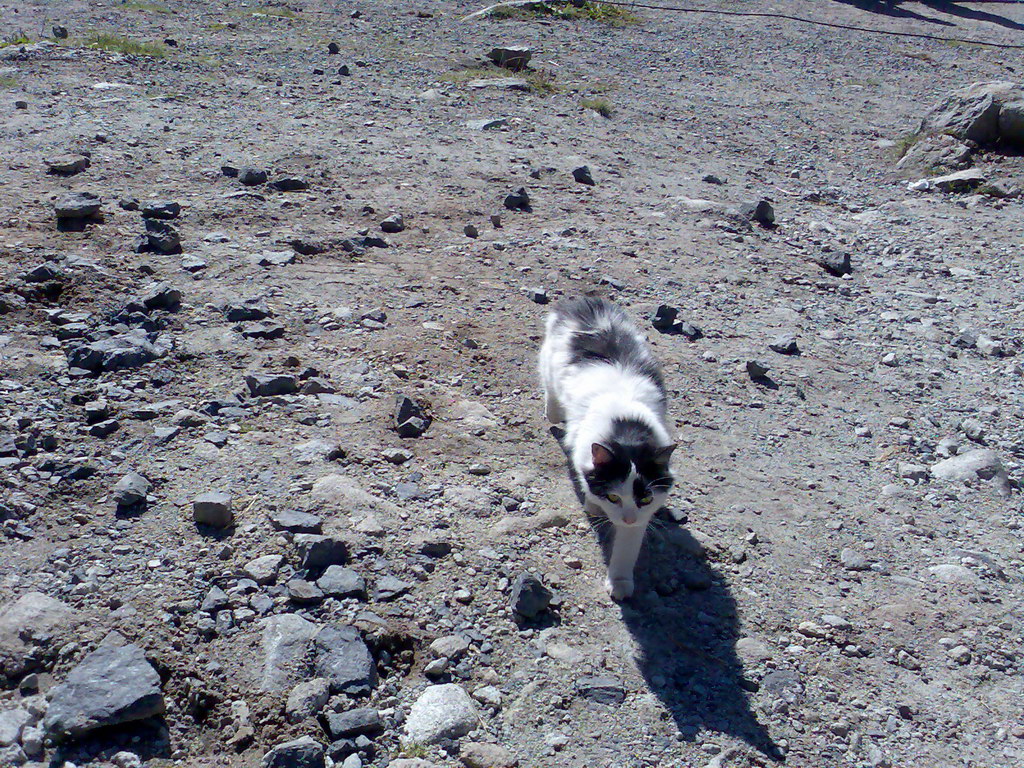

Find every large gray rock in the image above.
[313,625,376,695]
[260,614,321,692]
[403,684,479,745]
[931,168,986,193]
[999,99,1024,146]
[193,491,234,527]
[262,735,325,768]
[895,133,972,174]
[461,742,518,768]
[44,644,165,741]
[286,678,330,724]
[919,81,1024,146]
[113,472,151,507]
[67,332,170,373]
[0,592,79,683]
[931,449,1011,496]
[0,708,31,747]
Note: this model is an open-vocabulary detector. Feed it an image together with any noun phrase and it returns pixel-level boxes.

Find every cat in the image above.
[538,297,676,600]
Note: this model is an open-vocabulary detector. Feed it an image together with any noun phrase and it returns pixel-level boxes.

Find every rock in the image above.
[295,534,348,570]
[930,449,1010,496]
[44,644,164,741]
[193,491,234,527]
[571,165,594,186]
[931,168,986,193]
[201,585,229,612]
[0,592,79,683]
[324,708,383,739]
[373,576,412,601]
[464,223,479,238]
[403,684,479,745]
[380,214,405,233]
[269,176,310,192]
[389,761,437,768]
[424,658,448,679]
[67,332,169,373]
[113,472,151,507]
[317,566,365,598]
[54,191,101,220]
[918,80,1021,146]
[503,188,531,211]
[138,282,182,311]
[0,708,30,747]
[899,463,929,482]
[745,359,770,380]
[141,218,182,254]
[895,133,972,173]
[328,42,339,54]
[394,395,431,438]
[999,99,1024,146]
[466,118,507,131]
[575,675,626,705]
[840,548,871,571]
[271,510,323,533]
[812,249,852,276]
[286,678,330,723]
[112,752,143,768]
[769,334,799,355]
[260,613,320,692]
[429,635,470,660]
[142,200,181,219]
[287,580,324,604]
[461,742,518,768]
[510,573,552,619]
[929,564,981,586]
[263,736,325,768]
[245,554,284,585]
[737,199,774,225]
[487,45,532,70]
[523,286,548,304]
[293,439,346,464]
[45,154,90,176]
[240,167,268,186]
[975,335,1004,357]
[246,374,298,397]
[472,685,502,708]
[314,625,377,695]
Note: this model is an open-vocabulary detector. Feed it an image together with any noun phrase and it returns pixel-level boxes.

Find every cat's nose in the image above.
[622,512,637,525]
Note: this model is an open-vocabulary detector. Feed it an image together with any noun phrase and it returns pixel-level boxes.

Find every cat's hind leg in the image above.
[544,388,564,424]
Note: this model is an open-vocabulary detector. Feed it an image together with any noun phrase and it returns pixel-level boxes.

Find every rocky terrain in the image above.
[2,1,1024,767]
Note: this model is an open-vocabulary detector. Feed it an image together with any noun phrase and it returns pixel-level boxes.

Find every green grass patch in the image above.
[250,6,299,18]
[122,0,172,13]
[81,33,168,57]
[892,131,922,160]
[440,65,514,84]
[0,74,17,88]
[0,32,32,48]
[492,1,640,26]
[580,96,613,117]
[525,68,560,95]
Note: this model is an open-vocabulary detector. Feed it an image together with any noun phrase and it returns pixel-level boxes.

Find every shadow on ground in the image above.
[552,427,782,762]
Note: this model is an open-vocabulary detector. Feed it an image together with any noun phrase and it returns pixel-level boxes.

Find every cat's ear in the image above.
[591,443,615,468]
[655,443,677,465]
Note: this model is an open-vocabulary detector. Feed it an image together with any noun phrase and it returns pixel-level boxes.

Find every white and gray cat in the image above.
[539,297,676,600]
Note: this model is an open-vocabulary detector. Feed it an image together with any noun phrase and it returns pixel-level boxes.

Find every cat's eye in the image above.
[639,495,653,505]
[606,493,621,504]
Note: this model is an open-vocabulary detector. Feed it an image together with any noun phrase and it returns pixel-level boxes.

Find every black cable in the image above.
[468,0,1024,49]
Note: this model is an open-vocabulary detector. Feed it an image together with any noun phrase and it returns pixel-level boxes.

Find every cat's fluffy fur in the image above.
[539,297,675,600]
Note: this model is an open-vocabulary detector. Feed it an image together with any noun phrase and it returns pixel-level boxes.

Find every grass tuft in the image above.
[400,744,428,759]
[525,68,560,95]
[0,74,17,88]
[492,1,640,26]
[580,96,613,117]
[251,5,299,18]
[892,131,922,160]
[82,33,168,57]
[0,31,32,48]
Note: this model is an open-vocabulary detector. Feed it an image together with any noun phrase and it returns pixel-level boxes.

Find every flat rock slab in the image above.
[931,449,1010,496]
[313,624,377,695]
[403,683,479,745]
[44,644,165,741]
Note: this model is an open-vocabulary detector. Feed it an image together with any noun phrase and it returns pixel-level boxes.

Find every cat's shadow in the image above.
[550,426,782,761]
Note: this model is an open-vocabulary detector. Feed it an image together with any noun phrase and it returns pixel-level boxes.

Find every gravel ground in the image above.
[1,1,1023,767]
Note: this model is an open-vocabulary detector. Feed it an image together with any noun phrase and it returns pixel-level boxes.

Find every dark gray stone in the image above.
[270,510,323,533]
[287,580,324,604]
[295,534,348,570]
[142,200,181,220]
[769,334,800,355]
[225,299,271,322]
[323,707,382,739]
[317,566,365,599]
[45,154,90,176]
[571,165,594,186]
[246,374,298,397]
[394,395,430,438]
[373,576,412,601]
[503,187,531,211]
[141,218,182,254]
[193,491,234,527]
[66,332,169,373]
[576,675,626,705]
[54,192,101,219]
[510,573,551,619]
[262,735,325,768]
[113,472,150,507]
[269,177,310,192]
[380,214,405,233]
[746,360,770,380]
[240,167,268,186]
[44,644,165,741]
[313,625,376,695]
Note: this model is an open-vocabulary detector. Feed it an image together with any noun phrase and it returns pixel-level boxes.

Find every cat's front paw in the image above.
[605,576,634,601]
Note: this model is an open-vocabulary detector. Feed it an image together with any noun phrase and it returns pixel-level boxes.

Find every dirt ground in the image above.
[1,1,1023,767]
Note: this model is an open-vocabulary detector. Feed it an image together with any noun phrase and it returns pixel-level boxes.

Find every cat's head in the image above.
[583,441,675,527]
